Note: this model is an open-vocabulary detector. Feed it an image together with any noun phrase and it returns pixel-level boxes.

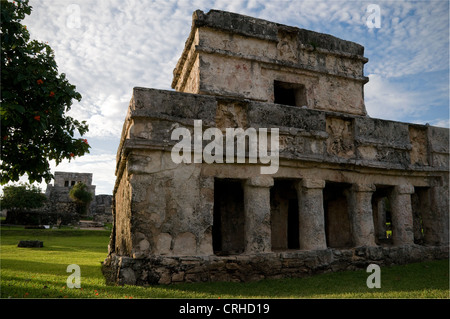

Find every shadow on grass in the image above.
[1,273,120,299]
[0,228,111,238]
[158,273,371,298]
[1,228,110,253]
[1,258,104,277]
[3,261,448,299]
[2,228,448,299]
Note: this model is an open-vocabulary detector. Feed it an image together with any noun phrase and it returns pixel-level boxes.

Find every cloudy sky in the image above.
[19,0,449,195]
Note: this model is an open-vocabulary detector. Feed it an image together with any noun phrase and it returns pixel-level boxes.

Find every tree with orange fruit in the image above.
[1,0,90,184]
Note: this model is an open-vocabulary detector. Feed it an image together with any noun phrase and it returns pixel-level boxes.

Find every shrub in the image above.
[0,183,47,211]
[69,182,93,216]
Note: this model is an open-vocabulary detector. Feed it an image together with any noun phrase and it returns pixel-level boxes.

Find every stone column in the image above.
[426,185,449,245]
[243,176,274,254]
[349,184,376,247]
[390,185,415,246]
[296,179,327,250]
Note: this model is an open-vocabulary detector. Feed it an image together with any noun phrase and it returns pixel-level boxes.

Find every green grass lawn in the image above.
[1,227,449,299]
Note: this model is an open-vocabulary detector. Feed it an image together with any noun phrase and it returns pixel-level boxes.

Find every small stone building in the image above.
[103,10,449,285]
[46,171,112,222]
[46,171,96,215]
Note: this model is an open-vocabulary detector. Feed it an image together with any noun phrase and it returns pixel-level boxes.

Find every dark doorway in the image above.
[287,198,300,249]
[411,186,430,245]
[270,179,299,250]
[323,182,353,248]
[212,178,245,255]
[371,185,394,246]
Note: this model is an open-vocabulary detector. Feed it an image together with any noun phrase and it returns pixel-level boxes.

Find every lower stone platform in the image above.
[102,245,448,286]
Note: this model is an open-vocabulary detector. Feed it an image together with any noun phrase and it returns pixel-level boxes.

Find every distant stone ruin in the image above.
[45,171,95,217]
[45,171,112,224]
[103,10,449,285]
[4,171,112,226]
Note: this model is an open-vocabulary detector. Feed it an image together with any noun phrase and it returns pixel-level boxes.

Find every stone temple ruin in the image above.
[45,171,96,216]
[4,171,112,225]
[45,171,113,223]
[102,10,449,285]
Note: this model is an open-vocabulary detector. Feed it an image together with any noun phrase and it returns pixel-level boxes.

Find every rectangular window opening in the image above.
[274,80,307,107]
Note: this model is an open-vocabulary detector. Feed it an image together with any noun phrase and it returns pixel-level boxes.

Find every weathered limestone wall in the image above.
[114,168,132,256]
[104,245,449,286]
[120,87,449,174]
[172,10,368,116]
[115,149,215,258]
[104,86,449,285]
[92,195,113,223]
[44,185,77,215]
[53,171,93,187]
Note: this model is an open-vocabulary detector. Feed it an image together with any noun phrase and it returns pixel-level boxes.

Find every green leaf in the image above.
[12,104,26,114]
[0,0,88,185]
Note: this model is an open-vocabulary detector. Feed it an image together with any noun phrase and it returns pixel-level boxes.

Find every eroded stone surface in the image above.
[104,9,449,286]
[103,245,449,285]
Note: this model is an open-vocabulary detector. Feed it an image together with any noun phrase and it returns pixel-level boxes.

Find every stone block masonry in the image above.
[103,9,449,285]
[45,171,96,218]
[44,171,113,224]
[103,245,448,286]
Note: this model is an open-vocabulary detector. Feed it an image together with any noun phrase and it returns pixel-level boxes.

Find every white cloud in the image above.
[429,118,449,129]
[363,1,449,78]
[364,73,432,121]
[364,72,449,127]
